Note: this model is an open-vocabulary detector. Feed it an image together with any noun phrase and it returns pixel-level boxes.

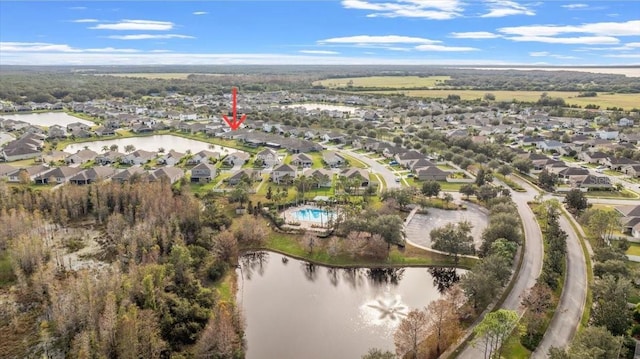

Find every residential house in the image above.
[95,150,125,165]
[557,167,590,179]
[394,150,424,166]
[188,150,220,165]
[303,168,333,188]
[578,151,608,164]
[223,151,250,166]
[322,151,346,168]
[271,164,296,184]
[148,167,184,184]
[1,133,44,161]
[47,125,67,139]
[34,166,82,184]
[227,169,260,186]
[624,164,640,178]
[131,124,153,133]
[71,128,92,138]
[94,126,115,137]
[618,117,634,127]
[407,158,437,172]
[0,163,15,180]
[190,163,217,183]
[602,156,639,171]
[69,166,117,185]
[255,148,280,167]
[67,122,90,132]
[616,205,640,238]
[340,168,370,187]
[122,150,156,165]
[570,174,612,190]
[65,149,98,165]
[596,128,619,140]
[414,166,449,181]
[290,153,313,168]
[6,164,49,183]
[111,167,147,183]
[537,140,564,152]
[321,131,345,143]
[157,150,186,166]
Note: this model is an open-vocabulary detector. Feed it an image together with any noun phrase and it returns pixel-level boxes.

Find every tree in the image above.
[229,183,249,209]
[424,298,463,357]
[475,168,487,186]
[124,144,136,153]
[421,181,441,198]
[459,184,476,200]
[484,93,496,101]
[592,275,632,336]
[512,158,533,174]
[585,209,620,247]
[564,326,625,359]
[473,309,520,359]
[564,189,588,214]
[497,165,512,177]
[109,144,119,152]
[362,348,395,359]
[381,188,413,209]
[521,283,552,349]
[442,192,454,207]
[101,145,109,153]
[538,169,558,192]
[394,309,429,359]
[430,221,475,265]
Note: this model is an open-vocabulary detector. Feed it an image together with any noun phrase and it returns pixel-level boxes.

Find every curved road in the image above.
[338,149,591,357]
[458,177,545,358]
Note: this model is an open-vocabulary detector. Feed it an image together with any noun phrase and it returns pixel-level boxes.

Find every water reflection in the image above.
[238,252,461,359]
[429,267,461,293]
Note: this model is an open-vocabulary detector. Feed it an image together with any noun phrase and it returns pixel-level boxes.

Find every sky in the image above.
[0,0,639,66]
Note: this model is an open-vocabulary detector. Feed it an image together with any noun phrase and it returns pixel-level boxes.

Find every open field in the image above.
[314,76,450,89]
[362,89,639,109]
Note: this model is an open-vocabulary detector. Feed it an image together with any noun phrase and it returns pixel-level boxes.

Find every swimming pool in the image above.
[292,208,334,223]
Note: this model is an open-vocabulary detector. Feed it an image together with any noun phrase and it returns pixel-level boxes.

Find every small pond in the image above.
[237,251,464,358]
[0,112,95,127]
[63,135,241,155]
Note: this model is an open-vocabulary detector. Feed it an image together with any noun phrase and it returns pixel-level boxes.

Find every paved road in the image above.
[458,177,545,358]
[341,149,401,189]
[532,213,588,357]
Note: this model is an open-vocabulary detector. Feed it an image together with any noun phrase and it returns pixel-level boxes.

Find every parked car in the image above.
[389,160,398,165]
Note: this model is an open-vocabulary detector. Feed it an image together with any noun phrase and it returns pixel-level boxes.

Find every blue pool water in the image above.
[292,208,334,223]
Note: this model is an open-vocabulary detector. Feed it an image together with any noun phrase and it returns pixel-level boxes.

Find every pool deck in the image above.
[281,204,336,231]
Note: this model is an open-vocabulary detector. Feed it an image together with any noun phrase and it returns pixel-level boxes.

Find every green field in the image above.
[363,89,639,109]
[627,242,640,256]
[314,76,451,89]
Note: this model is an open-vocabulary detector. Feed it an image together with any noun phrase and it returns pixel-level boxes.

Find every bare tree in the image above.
[394,309,429,358]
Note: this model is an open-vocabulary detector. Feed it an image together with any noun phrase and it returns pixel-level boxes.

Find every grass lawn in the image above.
[260,231,476,268]
[404,177,466,191]
[314,75,451,89]
[214,272,235,304]
[585,189,638,199]
[0,252,15,288]
[311,152,325,169]
[560,156,579,163]
[626,242,640,256]
[340,153,368,169]
[436,164,456,171]
[501,332,531,359]
[603,169,622,177]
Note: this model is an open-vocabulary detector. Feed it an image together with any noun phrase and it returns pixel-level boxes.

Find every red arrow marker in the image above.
[222,87,247,131]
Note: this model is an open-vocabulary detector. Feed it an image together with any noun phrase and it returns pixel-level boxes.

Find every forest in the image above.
[1,65,639,104]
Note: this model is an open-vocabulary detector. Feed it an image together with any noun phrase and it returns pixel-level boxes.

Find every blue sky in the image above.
[1,1,639,66]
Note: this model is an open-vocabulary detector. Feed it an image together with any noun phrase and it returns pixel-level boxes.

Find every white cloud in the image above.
[499,20,640,37]
[342,0,463,20]
[580,42,640,51]
[481,0,535,18]
[319,35,439,44]
[508,35,619,44]
[562,4,588,9]
[69,6,87,10]
[529,51,577,59]
[0,51,520,66]
[450,31,499,39]
[415,44,478,51]
[72,19,99,23]
[90,20,174,31]
[604,54,640,58]
[192,11,208,15]
[107,34,194,40]
[0,42,139,53]
[299,50,339,55]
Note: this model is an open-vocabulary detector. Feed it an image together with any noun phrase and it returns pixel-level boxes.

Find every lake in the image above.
[63,135,241,154]
[284,103,359,114]
[0,112,95,127]
[238,252,461,359]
